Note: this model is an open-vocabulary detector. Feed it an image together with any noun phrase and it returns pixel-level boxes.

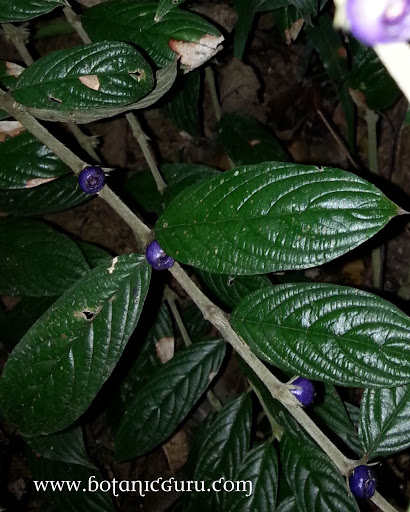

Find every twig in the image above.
[2,24,34,67]
[165,286,223,411]
[126,112,167,194]
[205,66,222,122]
[68,121,101,163]
[63,6,92,44]
[317,109,359,169]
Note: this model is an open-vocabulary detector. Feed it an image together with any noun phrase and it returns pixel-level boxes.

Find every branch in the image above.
[2,23,33,67]
[63,5,92,44]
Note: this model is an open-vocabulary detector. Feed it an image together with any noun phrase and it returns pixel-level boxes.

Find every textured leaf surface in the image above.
[226,442,278,512]
[231,283,410,387]
[359,385,410,459]
[24,60,177,124]
[198,270,271,310]
[82,0,222,67]
[0,218,89,296]
[0,173,89,215]
[0,254,151,436]
[25,423,94,468]
[313,384,363,456]
[217,113,289,165]
[12,42,153,111]
[155,0,186,20]
[29,455,114,512]
[0,130,69,189]
[0,0,64,22]
[186,394,252,511]
[276,497,297,512]
[115,339,225,460]
[155,163,398,275]
[280,433,359,512]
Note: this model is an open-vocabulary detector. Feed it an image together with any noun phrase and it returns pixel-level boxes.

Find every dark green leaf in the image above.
[186,394,252,511]
[76,241,111,269]
[280,433,359,512]
[181,301,211,342]
[126,163,220,215]
[29,455,114,512]
[313,384,363,456]
[115,339,226,460]
[12,42,153,111]
[0,218,89,296]
[226,442,278,512]
[276,497,297,512]
[359,385,410,459]
[156,0,187,21]
[217,113,289,165]
[0,173,90,215]
[0,60,24,89]
[25,423,94,468]
[1,296,56,349]
[345,402,360,429]
[0,0,64,23]
[82,0,223,68]
[198,270,271,309]
[165,70,201,137]
[155,163,398,275]
[0,130,69,189]
[347,43,401,111]
[24,60,178,124]
[231,283,410,387]
[0,254,151,436]
[288,0,328,16]
[274,6,303,43]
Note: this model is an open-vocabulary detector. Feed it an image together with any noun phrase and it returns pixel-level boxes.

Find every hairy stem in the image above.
[2,23,34,67]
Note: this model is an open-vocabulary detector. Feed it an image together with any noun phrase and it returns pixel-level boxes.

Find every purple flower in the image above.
[346,0,410,45]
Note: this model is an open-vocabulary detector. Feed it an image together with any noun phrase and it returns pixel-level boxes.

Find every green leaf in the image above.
[231,283,410,387]
[198,270,271,310]
[233,0,289,59]
[0,130,69,189]
[0,173,90,215]
[313,384,363,456]
[25,423,94,468]
[29,455,115,512]
[23,60,178,124]
[226,442,278,512]
[186,394,252,511]
[12,42,153,111]
[0,296,56,350]
[217,113,289,165]
[347,42,401,111]
[276,497,297,512]
[76,241,111,269]
[181,301,211,342]
[274,5,303,43]
[0,0,65,23]
[0,218,90,296]
[165,70,201,137]
[288,0,328,16]
[155,163,398,275]
[115,339,226,460]
[156,0,187,21]
[359,385,410,459]
[82,0,223,68]
[0,254,151,436]
[280,433,359,512]
[126,163,220,215]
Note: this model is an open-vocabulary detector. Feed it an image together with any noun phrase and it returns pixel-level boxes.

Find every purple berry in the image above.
[290,377,315,407]
[346,0,410,46]
[145,240,175,271]
[349,465,377,499]
[78,166,105,194]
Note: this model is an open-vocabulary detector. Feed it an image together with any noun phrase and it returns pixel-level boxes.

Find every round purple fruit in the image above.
[78,166,106,194]
[349,465,377,499]
[290,377,315,407]
[145,240,175,271]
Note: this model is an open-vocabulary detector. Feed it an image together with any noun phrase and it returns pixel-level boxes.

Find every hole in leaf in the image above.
[129,69,145,82]
[83,310,95,320]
